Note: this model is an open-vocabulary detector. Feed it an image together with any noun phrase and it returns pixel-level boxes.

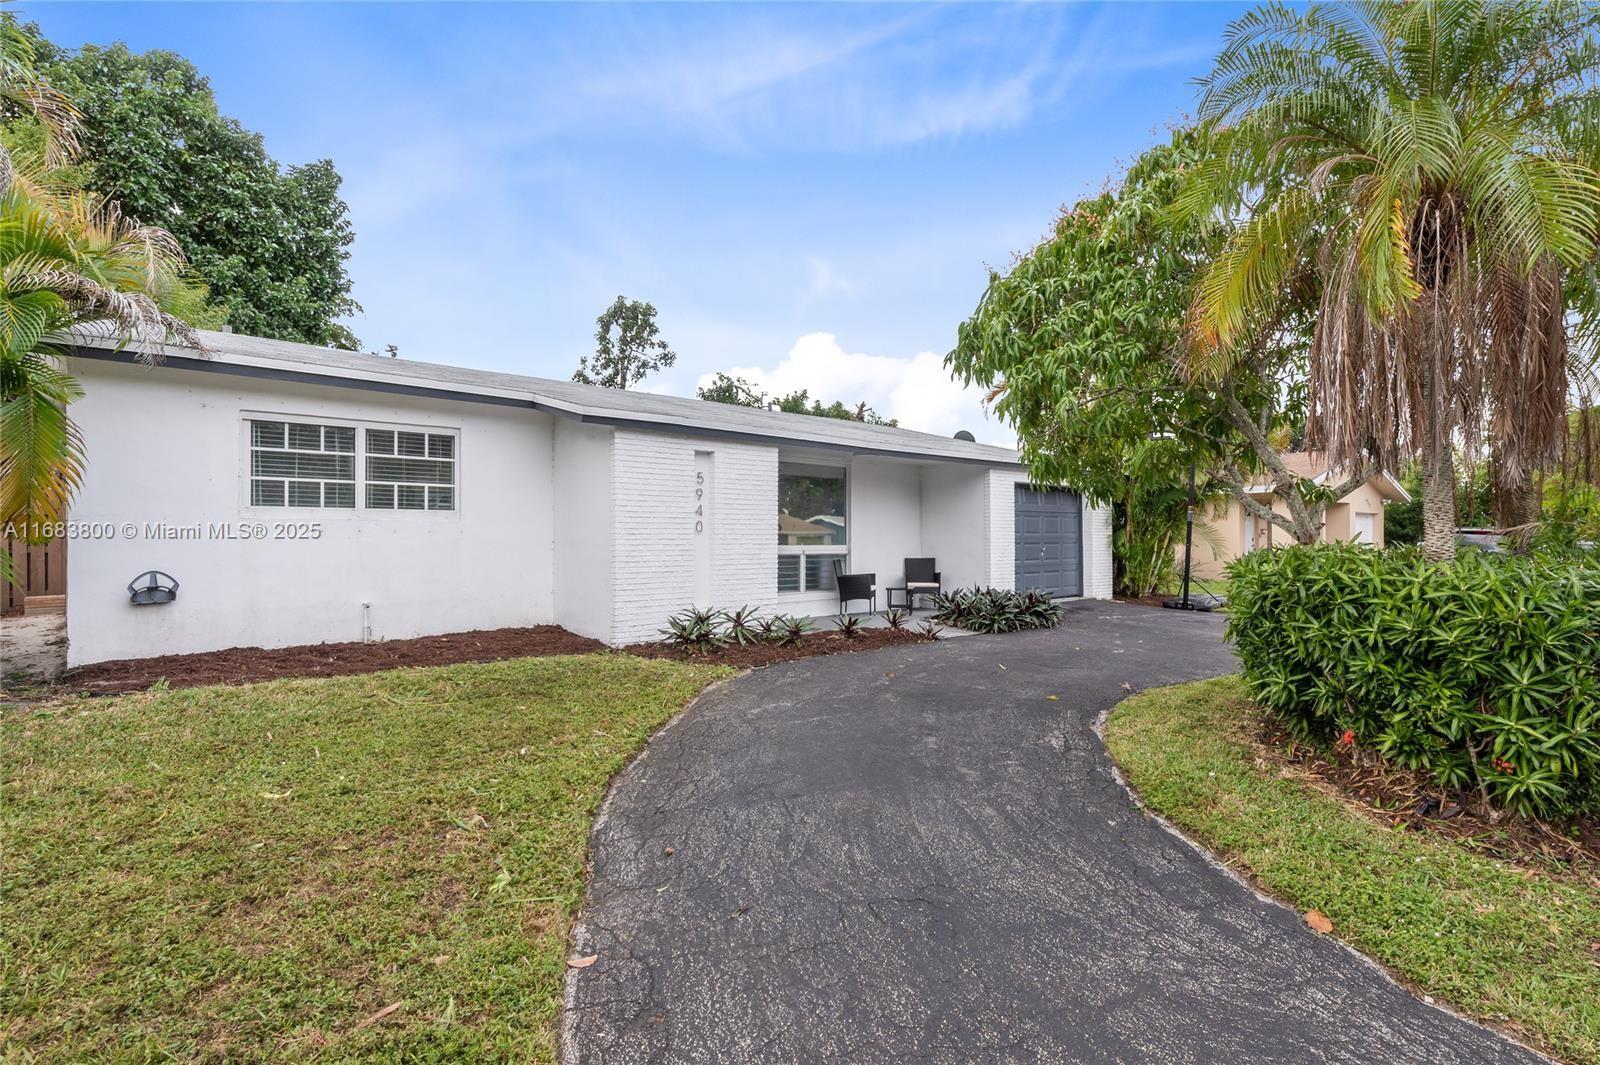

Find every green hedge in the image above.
[1226,544,1600,816]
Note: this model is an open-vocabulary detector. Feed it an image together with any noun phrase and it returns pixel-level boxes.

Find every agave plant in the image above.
[658,607,728,653]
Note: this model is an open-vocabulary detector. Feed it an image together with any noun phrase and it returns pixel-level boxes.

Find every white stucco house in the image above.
[57,329,1112,666]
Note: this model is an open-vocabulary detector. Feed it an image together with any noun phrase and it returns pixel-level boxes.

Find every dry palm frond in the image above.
[1181,0,1600,555]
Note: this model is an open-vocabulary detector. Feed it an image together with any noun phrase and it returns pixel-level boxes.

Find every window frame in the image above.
[239,413,461,518]
[363,427,458,513]
[776,461,848,596]
[246,418,357,510]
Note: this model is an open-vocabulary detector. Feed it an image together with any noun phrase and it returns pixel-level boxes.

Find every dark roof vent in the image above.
[953,430,976,442]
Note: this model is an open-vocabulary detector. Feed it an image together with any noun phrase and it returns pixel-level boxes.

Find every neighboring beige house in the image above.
[1183,453,1412,579]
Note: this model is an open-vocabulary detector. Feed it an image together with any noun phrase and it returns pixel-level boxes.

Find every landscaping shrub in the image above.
[834,614,865,639]
[774,614,813,647]
[658,607,728,653]
[930,587,1063,633]
[1226,543,1600,816]
[723,605,762,646]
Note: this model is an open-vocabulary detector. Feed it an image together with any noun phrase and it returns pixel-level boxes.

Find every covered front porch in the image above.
[770,448,1012,620]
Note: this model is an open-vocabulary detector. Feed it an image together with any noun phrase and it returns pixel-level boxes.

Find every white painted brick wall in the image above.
[987,469,1021,589]
[608,430,778,644]
[1081,500,1115,599]
[709,443,779,614]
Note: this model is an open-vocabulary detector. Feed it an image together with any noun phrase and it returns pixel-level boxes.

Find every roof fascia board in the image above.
[68,346,1022,469]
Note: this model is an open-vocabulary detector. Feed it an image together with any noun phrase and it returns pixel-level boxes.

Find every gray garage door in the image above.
[1014,486,1082,598]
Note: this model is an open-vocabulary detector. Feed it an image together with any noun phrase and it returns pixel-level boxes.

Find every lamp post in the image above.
[1175,459,1195,611]
[1151,429,1201,612]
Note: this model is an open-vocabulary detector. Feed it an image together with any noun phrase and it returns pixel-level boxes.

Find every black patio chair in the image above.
[888,557,942,611]
[831,558,877,614]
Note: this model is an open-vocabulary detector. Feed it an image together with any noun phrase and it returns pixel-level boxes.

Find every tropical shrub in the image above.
[722,605,762,646]
[774,615,813,648]
[916,619,944,642]
[658,607,727,654]
[833,614,864,639]
[1227,544,1600,816]
[883,608,910,631]
[929,587,1063,634]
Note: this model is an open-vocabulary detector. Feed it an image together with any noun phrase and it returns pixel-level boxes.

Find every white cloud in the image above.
[700,332,1013,447]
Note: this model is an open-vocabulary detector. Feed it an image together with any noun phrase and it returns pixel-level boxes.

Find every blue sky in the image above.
[30,1,1249,444]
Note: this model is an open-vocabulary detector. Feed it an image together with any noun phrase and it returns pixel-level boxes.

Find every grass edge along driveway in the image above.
[1103,675,1600,1065]
[2,653,729,1062]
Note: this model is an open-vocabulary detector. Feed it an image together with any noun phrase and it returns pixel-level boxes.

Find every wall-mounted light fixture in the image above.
[128,571,179,605]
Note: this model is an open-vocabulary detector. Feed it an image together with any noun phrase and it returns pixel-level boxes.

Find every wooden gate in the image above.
[2,535,66,614]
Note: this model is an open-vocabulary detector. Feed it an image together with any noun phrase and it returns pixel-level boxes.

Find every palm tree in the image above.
[1,185,204,531]
[0,13,79,194]
[1180,0,1600,560]
[0,13,204,586]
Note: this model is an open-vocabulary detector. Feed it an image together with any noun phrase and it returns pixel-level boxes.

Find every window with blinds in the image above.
[364,428,456,511]
[245,419,458,512]
[249,420,356,508]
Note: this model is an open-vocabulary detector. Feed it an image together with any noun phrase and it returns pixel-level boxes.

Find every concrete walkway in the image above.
[565,600,1545,1064]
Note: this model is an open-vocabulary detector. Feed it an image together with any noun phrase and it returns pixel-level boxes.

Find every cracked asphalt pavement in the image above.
[565,600,1545,1064]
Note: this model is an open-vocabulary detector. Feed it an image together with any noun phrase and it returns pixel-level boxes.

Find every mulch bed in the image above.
[60,626,607,695]
[1115,595,1169,609]
[629,626,926,668]
[1254,713,1600,873]
[52,624,933,696]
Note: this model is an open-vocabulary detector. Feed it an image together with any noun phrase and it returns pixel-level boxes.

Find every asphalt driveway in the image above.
[565,600,1544,1064]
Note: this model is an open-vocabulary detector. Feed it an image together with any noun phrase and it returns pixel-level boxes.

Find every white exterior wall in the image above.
[919,465,991,590]
[64,359,555,666]
[986,469,1025,589]
[607,430,778,644]
[552,421,614,642]
[845,459,923,593]
[60,359,1112,662]
[1081,501,1115,599]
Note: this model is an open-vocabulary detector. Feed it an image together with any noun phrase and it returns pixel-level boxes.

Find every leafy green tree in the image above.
[1179,0,1600,560]
[696,372,897,426]
[573,296,675,390]
[697,372,767,407]
[24,33,360,348]
[949,132,1360,595]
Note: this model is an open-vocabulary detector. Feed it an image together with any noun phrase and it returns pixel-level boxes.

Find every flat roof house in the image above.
[59,329,1112,666]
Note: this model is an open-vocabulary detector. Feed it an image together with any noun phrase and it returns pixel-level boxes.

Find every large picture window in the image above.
[246,418,457,512]
[777,463,845,593]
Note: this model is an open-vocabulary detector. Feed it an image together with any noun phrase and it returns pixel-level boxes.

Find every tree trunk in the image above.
[1421,449,1457,562]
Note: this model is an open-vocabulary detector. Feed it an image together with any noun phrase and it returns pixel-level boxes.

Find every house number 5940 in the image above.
[694,471,704,533]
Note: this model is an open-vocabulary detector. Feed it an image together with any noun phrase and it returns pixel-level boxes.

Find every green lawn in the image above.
[2,654,728,1062]
[1104,676,1600,1064]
